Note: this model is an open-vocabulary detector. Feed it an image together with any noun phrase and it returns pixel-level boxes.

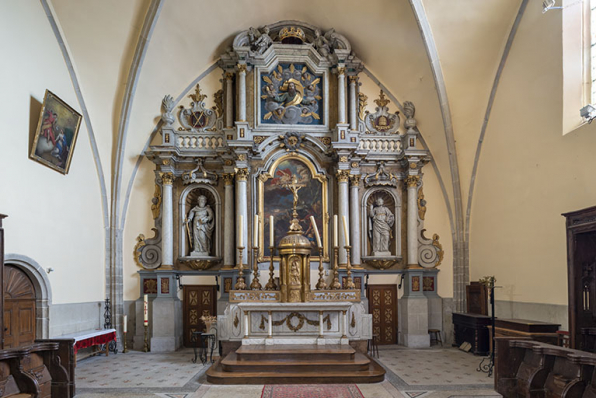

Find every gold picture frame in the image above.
[30,90,82,174]
[258,152,329,262]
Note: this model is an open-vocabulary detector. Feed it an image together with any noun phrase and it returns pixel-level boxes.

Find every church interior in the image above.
[2,0,596,397]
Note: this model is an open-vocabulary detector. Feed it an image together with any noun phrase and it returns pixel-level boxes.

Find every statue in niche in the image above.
[289,258,301,286]
[368,197,395,256]
[186,195,215,256]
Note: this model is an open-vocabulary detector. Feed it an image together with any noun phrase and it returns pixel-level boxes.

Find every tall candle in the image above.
[342,215,350,246]
[254,214,259,247]
[143,294,148,325]
[310,216,321,248]
[239,215,243,247]
[123,315,127,333]
[333,215,338,247]
[269,216,274,247]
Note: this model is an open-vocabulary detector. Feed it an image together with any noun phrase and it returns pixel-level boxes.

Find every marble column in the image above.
[161,172,174,268]
[337,67,346,124]
[337,170,350,266]
[235,168,249,266]
[223,173,235,267]
[237,64,247,122]
[349,175,361,266]
[349,76,358,130]
[406,176,420,269]
[225,72,234,128]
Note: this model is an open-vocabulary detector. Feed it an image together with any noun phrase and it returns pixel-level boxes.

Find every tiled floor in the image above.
[74,347,500,398]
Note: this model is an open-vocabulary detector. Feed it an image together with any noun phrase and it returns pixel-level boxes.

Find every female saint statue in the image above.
[187,195,215,256]
[368,197,394,256]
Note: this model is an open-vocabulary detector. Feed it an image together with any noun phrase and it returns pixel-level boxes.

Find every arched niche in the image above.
[360,188,402,259]
[178,184,222,260]
[256,151,329,262]
[4,254,52,339]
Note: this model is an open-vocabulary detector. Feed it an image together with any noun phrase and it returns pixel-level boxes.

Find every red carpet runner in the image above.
[261,384,364,398]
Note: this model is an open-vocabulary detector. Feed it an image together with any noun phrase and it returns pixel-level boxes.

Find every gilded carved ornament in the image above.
[213,89,224,118]
[151,184,162,220]
[237,154,247,161]
[133,234,146,268]
[224,72,234,81]
[253,135,266,145]
[258,312,331,332]
[222,173,235,186]
[374,90,391,108]
[418,188,427,220]
[336,170,350,182]
[405,175,420,188]
[160,172,174,185]
[339,156,349,163]
[337,67,346,75]
[432,234,444,267]
[348,76,359,84]
[189,84,207,103]
[351,162,359,169]
[349,175,360,187]
[237,63,247,73]
[358,92,368,121]
[235,168,249,181]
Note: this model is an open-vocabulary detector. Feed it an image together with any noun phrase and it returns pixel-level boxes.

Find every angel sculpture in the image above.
[248,26,272,55]
[313,28,336,58]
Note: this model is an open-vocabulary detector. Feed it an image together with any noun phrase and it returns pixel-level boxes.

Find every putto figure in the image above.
[368,197,394,256]
[187,195,215,256]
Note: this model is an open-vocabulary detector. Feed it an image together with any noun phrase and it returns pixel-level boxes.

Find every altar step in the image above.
[206,344,385,384]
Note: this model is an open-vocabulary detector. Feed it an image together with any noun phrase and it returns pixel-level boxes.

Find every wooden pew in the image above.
[0,340,74,398]
[495,338,596,398]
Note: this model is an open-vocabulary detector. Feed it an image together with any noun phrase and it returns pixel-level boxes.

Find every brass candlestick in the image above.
[250,246,262,290]
[123,331,129,353]
[330,246,341,290]
[345,245,355,289]
[265,246,277,290]
[143,324,149,352]
[234,246,247,290]
[316,247,327,290]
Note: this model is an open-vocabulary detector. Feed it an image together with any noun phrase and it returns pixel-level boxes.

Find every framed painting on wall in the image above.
[30,90,82,174]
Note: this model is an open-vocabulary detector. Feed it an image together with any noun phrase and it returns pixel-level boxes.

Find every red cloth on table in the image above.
[73,331,117,353]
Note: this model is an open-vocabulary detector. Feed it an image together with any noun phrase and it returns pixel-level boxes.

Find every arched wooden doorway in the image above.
[3,264,36,348]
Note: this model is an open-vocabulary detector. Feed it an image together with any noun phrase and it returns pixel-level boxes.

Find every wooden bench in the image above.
[495,337,596,398]
[58,328,117,363]
[0,340,74,398]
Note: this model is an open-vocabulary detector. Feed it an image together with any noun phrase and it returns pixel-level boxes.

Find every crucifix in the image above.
[283,175,306,233]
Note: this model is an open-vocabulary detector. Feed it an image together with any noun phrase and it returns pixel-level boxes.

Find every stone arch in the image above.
[4,254,52,339]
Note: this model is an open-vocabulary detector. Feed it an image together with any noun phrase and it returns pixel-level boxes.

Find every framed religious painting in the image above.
[258,152,329,261]
[30,90,82,174]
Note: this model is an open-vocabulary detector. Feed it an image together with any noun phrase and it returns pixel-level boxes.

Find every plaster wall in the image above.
[0,0,105,304]
[470,5,596,309]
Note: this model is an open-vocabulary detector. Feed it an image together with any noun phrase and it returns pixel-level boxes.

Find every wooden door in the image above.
[572,231,596,349]
[183,285,217,347]
[3,265,36,348]
[367,284,397,345]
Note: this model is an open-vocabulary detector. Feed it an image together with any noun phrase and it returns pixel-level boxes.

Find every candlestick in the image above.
[234,246,247,290]
[239,215,243,247]
[254,214,259,247]
[269,215,274,247]
[310,216,321,248]
[123,331,129,353]
[316,247,327,290]
[333,215,338,247]
[331,245,341,289]
[265,246,277,290]
[250,246,262,290]
[143,295,148,324]
[143,323,149,352]
[345,245,355,289]
[342,215,350,247]
[123,315,127,333]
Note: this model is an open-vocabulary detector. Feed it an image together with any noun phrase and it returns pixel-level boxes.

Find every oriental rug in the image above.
[261,384,364,398]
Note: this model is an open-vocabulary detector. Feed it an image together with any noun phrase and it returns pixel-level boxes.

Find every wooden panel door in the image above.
[183,285,217,347]
[4,265,36,348]
[368,284,397,345]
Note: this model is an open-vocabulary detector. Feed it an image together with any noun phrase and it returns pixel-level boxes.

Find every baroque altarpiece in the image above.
[133,21,444,357]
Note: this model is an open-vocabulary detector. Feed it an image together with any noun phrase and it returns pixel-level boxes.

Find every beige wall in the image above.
[0,0,105,304]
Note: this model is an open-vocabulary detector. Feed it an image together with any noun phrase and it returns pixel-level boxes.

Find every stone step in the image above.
[235,344,355,361]
[221,351,370,372]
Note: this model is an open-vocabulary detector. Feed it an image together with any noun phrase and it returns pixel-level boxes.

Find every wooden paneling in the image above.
[0,214,6,349]
[367,284,397,345]
[4,264,36,348]
[183,285,217,347]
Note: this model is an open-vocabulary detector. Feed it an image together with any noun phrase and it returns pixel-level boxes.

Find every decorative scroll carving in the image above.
[182,159,218,186]
[418,229,442,268]
[364,90,400,135]
[134,228,161,269]
[178,84,217,132]
[364,258,400,270]
[364,161,398,188]
[258,312,331,332]
[177,258,218,270]
[358,92,368,122]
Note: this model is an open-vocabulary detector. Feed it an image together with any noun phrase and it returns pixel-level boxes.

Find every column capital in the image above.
[348,75,359,84]
[160,172,174,185]
[405,175,420,188]
[237,63,247,73]
[225,72,234,81]
[337,66,346,76]
[349,175,361,187]
[336,169,350,183]
[223,173,235,185]
[235,168,249,181]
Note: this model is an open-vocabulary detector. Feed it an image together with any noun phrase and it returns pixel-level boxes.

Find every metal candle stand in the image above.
[316,247,327,290]
[234,246,247,290]
[330,246,341,290]
[143,324,150,352]
[477,276,497,377]
[265,246,277,290]
[123,331,129,353]
[250,246,262,290]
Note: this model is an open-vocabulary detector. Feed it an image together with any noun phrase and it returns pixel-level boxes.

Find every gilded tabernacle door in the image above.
[257,152,329,262]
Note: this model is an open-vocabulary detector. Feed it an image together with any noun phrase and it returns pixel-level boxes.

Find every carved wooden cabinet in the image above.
[563,205,596,350]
